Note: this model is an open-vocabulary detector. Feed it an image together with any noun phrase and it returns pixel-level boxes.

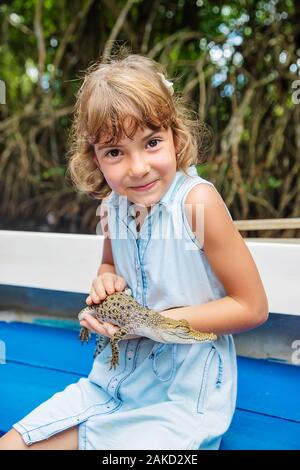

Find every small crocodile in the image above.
[78,288,217,370]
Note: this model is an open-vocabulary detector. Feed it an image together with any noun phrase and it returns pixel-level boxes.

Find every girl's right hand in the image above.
[86,272,127,305]
[83,273,140,340]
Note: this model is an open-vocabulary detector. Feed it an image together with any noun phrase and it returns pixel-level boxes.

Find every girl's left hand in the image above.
[80,312,119,338]
[80,312,140,340]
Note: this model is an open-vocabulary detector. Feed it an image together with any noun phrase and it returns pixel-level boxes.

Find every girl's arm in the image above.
[161,184,269,335]
[83,234,140,339]
[98,235,116,275]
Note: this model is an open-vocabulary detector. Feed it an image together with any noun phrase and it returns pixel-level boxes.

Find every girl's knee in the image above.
[0,426,78,450]
[0,428,29,450]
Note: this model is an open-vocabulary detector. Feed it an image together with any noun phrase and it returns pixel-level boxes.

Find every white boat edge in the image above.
[0,230,299,366]
[0,229,299,316]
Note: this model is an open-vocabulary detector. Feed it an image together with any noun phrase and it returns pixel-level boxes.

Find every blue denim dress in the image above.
[13,165,237,450]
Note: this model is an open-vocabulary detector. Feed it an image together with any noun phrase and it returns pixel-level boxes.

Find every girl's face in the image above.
[93,125,177,207]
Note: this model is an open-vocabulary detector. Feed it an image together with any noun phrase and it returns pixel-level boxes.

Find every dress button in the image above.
[127,350,134,359]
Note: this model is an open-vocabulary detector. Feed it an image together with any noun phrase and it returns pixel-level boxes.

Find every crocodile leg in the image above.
[79,326,91,343]
[107,327,131,370]
[93,334,110,359]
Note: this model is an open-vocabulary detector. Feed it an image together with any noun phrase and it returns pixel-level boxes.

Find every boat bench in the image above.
[0,320,299,450]
[0,231,299,449]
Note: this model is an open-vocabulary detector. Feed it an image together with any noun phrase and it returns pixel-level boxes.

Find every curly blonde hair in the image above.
[67,48,209,200]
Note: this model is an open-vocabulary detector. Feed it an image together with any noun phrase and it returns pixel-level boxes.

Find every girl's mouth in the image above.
[130,180,158,192]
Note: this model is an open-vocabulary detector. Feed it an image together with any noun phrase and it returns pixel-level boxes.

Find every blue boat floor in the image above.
[0,321,299,449]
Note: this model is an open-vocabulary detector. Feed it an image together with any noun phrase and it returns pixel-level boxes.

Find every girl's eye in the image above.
[105,149,120,158]
[105,138,162,158]
[147,138,161,148]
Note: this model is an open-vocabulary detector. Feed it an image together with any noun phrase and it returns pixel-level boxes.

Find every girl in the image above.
[0,51,268,450]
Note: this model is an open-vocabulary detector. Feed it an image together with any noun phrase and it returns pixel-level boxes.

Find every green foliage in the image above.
[0,0,299,234]
[42,166,65,180]
[267,176,282,189]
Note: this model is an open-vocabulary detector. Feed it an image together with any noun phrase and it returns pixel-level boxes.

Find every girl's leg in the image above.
[0,426,78,450]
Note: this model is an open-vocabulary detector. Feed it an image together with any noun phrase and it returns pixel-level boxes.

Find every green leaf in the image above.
[267,177,282,189]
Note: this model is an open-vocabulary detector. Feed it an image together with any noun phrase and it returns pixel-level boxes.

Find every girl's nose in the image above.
[128,154,151,178]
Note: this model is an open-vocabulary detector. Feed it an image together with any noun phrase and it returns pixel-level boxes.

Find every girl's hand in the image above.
[80,313,140,340]
[80,311,120,338]
[86,272,127,306]
[80,272,140,339]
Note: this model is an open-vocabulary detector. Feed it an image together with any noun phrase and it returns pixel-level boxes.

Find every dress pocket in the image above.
[196,346,218,414]
[149,343,178,382]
